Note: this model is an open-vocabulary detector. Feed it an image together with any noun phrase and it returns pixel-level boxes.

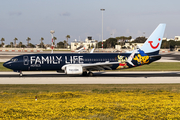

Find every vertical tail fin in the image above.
[140,24,166,55]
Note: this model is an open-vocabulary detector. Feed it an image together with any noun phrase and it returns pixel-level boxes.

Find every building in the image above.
[71,36,98,51]
[175,36,180,41]
[115,43,144,50]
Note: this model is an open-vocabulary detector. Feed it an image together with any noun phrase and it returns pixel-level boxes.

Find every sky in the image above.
[0,0,180,45]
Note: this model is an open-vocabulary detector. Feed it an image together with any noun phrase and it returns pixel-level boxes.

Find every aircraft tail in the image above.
[140,23,166,55]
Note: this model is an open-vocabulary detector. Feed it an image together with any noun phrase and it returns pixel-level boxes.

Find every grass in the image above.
[2,89,180,119]
[0,62,12,71]
[1,84,180,93]
[121,62,180,71]
[1,62,180,72]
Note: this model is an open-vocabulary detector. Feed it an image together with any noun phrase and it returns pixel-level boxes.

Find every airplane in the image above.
[3,24,166,76]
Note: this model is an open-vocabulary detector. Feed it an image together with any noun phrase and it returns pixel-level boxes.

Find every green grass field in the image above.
[122,62,180,71]
[0,62,12,71]
[1,62,180,72]
[1,84,180,93]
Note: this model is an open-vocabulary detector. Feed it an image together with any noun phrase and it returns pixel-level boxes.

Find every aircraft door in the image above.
[23,56,29,65]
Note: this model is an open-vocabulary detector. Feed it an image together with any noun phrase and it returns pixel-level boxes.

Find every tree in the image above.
[132,37,147,43]
[161,40,169,49]
[169,40,176,51]
[105,38,118,48]
[40,42,45,48]
[116,36,132,46]
[127,36,132,41]
[1,38,5,47]
[63,40,67,48]
[116,36,126,45]
[18,42,23,48]
[40,37,44,48]
[57,42,64,48]
[28,43,35,48]
[98,41,102,48]
[10,42,13,48]
[66,35,70,48]
[14,38,18,48]
[91,43,94,48]
[53,37,57,48]
[26,37,31,47]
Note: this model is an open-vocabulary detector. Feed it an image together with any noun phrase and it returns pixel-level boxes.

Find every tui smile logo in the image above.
[148,38,161,49]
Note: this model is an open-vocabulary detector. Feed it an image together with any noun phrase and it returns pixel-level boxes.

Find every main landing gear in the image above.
[82,71,93,76]
[88,71,93,76]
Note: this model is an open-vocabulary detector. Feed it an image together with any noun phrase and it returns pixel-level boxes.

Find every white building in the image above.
[175,36,180,41]
[71,36,98,51]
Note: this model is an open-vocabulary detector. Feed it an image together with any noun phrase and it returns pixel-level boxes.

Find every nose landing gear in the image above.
[19,71,23,77]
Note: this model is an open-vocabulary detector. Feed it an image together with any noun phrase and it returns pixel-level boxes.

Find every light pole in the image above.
[50,30,55,53]
[100,9,105,49]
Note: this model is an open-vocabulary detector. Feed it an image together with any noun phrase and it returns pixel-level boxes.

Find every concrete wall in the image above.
[0,48,43,52]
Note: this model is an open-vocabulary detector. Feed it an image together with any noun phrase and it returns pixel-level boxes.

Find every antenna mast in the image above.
[50,30,55,53]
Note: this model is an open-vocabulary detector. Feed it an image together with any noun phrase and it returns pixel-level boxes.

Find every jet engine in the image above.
[64,65,83,75]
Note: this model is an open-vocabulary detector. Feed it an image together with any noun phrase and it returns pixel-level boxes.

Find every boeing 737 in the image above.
[3,24,166,76]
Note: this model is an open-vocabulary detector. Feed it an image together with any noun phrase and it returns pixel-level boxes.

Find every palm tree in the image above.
[63,40,67,48]
[14,38,18,48]
[1,38,5,47]
[53,37,57,48]
[10,42,13,48]
[66,35,70,48]
[19,42,22,48]
[40,37,44,48]
[26,37,31,48]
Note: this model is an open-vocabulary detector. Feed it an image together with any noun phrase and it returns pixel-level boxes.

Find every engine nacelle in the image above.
[65,65,83,75]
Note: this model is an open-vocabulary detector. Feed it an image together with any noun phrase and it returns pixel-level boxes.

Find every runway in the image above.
[1,52,180,84]
[0,71,180,84]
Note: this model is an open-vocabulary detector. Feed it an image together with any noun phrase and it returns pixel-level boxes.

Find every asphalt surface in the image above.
[0,71,180,84]
[0,71,180,77]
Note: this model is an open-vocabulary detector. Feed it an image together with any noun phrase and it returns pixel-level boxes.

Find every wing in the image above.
[61,61,121,71]
[81,61,120,71]
[61,49,137,71]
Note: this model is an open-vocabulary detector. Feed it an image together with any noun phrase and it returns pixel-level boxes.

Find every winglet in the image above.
[75,46,86,53]
[90,48,95,53]
[126,49,136,66]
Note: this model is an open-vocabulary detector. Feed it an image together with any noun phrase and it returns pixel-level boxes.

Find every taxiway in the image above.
[0,71,180,84]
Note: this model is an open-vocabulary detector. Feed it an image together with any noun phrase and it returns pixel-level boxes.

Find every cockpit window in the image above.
[11,58,18,62]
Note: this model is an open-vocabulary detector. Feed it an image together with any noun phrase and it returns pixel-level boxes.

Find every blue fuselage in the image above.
[3,52,160,72]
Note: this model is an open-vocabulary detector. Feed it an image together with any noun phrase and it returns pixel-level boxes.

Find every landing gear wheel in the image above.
[19,71,23,77]
[88,72,93,76]
[82,71,88,76]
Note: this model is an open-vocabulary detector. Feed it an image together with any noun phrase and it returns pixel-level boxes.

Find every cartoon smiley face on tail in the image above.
[148,38,161,49]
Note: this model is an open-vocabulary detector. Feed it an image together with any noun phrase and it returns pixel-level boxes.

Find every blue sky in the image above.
[0,0,180,45]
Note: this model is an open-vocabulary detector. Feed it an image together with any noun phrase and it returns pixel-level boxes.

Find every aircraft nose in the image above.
[3,62,11,69]
[3,62,8,68]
